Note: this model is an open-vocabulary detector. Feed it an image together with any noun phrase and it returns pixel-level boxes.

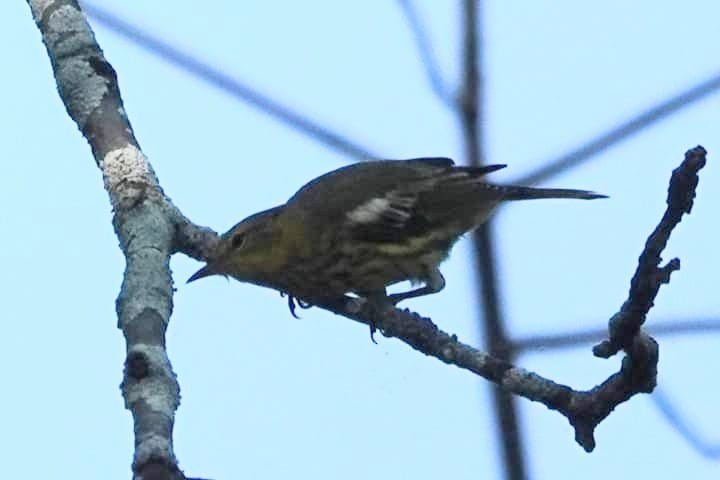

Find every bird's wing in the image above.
[344,186,430,242]
[283,159,505,243]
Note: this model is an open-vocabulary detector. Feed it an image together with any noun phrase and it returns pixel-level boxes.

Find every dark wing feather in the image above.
[344,164,508,242]
[346,188,431,242]
[284,159,506,242]
[404,157,455,168]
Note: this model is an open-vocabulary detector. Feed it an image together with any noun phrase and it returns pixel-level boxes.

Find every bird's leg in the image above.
[350,289,394,343]
[351,269,445,341]
[388,269,445,304]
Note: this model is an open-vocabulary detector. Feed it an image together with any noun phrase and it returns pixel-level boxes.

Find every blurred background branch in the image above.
[396,0,454,107]
[83,1,720,191]
[513,71,720,186]
[513,317,720,352]
[651,388,720,459]
[457,1,527,479]
[81,1,377,160]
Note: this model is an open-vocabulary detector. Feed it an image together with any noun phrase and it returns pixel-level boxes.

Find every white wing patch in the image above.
[346,191,417,226]
[347,198,393,224]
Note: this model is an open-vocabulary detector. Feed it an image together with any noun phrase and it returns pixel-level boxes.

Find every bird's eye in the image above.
[231,233,246,248]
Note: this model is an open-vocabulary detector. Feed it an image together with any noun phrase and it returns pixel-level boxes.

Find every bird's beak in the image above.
[187,264,215,283]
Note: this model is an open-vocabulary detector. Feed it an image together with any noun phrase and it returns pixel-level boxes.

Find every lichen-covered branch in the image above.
[26,1,212,478]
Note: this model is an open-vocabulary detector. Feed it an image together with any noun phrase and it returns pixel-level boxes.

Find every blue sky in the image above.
[3,1,719,479]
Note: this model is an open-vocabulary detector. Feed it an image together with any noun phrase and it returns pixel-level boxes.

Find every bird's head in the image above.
[187,206,287,286]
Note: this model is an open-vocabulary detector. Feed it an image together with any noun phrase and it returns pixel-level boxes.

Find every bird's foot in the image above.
[280,292,313,318]
[349,293,395,343]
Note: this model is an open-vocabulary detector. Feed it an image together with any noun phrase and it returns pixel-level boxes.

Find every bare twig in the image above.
[513,317,720,352]
[396,0,454,106]
[301,147,705,452]
[81,1,378,160]
[28,1,209,478]
[514,74,720,186]
[594,146,706,358]
[515,316,720,458]
[564,146,706,450]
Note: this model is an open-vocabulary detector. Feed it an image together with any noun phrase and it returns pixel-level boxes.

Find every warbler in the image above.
[188,157,605,316]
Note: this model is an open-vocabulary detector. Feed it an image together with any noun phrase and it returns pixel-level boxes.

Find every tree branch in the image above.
[347,147,704,451]
[185,146,706,453]
[593,146,705,359]
[27,1,211,478]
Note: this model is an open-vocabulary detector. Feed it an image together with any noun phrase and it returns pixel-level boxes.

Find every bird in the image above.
[188,157,605,323]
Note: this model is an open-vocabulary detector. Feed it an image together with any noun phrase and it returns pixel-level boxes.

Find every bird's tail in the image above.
[501,186,607,201]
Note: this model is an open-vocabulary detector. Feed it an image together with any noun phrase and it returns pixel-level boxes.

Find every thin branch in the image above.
[80,1,378,160]
[515,316,720,458]
[515,317,720,458]
[28,1,209,478]
[513,73,720,186]
[513,317,720,352]
[396,0,454,106]
[181,146,706,453]
[651,388,720,459]
[593,146,705,358]
[390,145,704,451]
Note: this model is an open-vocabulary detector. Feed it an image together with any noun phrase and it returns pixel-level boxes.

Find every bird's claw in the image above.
[280,292,313,319]
[363,295,396,344]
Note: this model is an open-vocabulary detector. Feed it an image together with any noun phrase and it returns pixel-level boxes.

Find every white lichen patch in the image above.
[101,145,159,207]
